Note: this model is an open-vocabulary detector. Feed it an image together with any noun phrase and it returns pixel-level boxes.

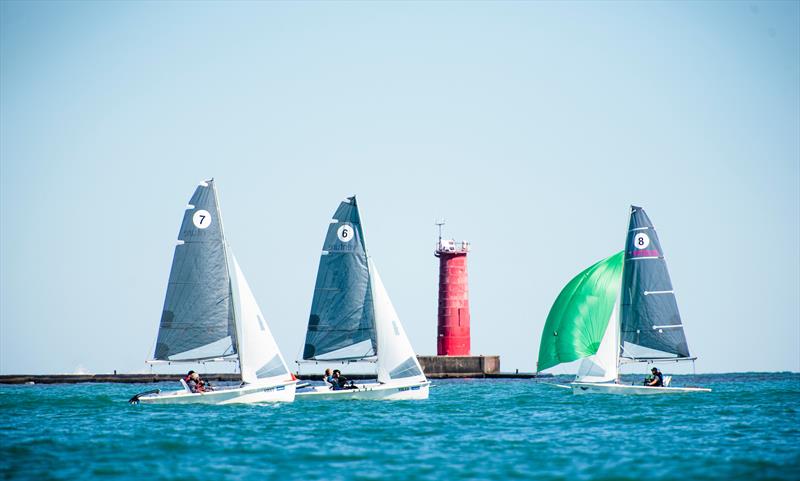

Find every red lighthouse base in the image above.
[417,355,500,378]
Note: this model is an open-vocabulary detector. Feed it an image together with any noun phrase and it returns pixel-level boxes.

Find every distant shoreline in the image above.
[0,372,555,384]
[1,372,797,385]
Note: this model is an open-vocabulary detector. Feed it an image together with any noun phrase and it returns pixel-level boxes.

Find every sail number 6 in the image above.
[337,224,354,242]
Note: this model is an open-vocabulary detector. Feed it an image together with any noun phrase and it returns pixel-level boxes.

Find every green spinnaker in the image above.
[537,251,624,372]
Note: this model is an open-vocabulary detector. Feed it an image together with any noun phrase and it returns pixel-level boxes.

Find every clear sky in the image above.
[1,1,798,375]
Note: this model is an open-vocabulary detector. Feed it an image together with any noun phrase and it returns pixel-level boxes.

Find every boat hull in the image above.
[296,380,429,400]
[137,380,297,404]
[570,382,711,395]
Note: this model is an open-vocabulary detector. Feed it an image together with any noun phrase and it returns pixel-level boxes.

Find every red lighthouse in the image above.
[435,223,471,356]
[417,221,499,377]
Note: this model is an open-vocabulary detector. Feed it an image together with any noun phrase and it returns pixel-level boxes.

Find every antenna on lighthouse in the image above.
[435,218,446,245]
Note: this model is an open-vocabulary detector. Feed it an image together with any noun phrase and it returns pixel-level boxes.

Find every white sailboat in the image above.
[132,179,296,404]
[295,196,429,400]
[537,206,710,395]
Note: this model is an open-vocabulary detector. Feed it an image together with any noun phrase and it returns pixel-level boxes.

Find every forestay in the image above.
[303,197,378,361]
[620,206,690,359]
[154,180,237,361]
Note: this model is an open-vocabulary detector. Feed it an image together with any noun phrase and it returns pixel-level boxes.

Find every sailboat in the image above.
[131,179,297,404]
[295,196,429,400]
[537,206,710,395]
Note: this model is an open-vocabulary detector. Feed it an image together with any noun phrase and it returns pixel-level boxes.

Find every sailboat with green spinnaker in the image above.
[536,206,710,395]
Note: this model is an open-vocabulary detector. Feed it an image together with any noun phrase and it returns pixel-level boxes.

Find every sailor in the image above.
[645,367,663,387]
[322,368,335,389]
[184,371,213,393]
[332,369,357,390]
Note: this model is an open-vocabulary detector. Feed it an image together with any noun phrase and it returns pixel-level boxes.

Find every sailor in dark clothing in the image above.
[645,367,664,387]
[332,369,358,390]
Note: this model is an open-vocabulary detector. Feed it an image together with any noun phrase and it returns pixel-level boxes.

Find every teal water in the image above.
[1,373,798,480]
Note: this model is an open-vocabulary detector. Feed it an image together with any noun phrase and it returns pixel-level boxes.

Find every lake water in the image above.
[1,372,798,480]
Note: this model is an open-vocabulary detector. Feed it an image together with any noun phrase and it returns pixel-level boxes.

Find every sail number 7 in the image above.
[193,209,212,229]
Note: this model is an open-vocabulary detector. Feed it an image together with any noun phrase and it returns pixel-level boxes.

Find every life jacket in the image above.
[184,375,205,392]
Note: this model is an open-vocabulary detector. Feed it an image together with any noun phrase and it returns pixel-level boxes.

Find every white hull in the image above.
[296,380,429,400]
[138,380,297,404]
[570,382,711,395]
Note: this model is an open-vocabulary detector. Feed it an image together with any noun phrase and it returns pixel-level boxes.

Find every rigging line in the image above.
[294,343,303,365]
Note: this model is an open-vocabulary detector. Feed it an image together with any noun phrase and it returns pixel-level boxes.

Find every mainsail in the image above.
[537,251,624,372]
[620,206,690,359]
[303,197,378,361]
[154,180,237,361]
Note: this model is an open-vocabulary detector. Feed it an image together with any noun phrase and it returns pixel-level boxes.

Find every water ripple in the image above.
[0,373,798,480]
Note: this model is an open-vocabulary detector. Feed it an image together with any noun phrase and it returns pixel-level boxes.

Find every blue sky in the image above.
[1,1,798,375]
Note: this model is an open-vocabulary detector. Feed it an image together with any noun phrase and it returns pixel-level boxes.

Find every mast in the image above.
[212,179,242,373]
[349,195,378,363]
[356,196,381,367]
[614,207,629,381]
[346,195,386,371]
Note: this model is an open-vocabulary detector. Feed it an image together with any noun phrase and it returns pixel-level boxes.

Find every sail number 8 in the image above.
[633,232,650,249]
[192,210,212,229]
[337,224,354,242]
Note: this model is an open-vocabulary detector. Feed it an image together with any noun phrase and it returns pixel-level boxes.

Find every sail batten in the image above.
[620,206,690,358]
[303,197,378,360]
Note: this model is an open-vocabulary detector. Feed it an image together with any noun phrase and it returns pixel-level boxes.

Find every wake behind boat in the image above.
[536,205,710,395]
[295,196,429,400]
[131,179,296,405]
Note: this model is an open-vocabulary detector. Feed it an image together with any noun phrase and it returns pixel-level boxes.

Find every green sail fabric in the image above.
[537,251,624,372]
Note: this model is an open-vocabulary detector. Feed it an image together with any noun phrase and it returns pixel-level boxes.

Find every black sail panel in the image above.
[620,206,690,358]
[153,180,236,361]
[303,196,377,360]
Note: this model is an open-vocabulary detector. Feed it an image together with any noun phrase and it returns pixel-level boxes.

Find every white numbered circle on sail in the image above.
[193,209,212,229]
[633,232,650,249]
[337,224,354,242]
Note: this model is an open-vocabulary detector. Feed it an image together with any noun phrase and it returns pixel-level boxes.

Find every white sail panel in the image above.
[575,299,620,383]
[304,340,377,362]
[165,336,236,362]
[229,254,291,385]
[369,259,426,384]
